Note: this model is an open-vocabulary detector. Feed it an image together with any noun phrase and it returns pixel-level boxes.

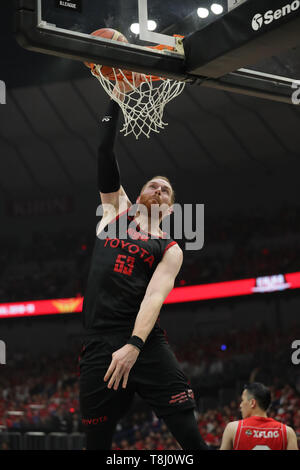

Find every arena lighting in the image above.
[0,272,300,319]
[130,20,157,34]
[147,20,157,31]
[210,3,224,15]
[197,7,210,18]
[130,23,140,34]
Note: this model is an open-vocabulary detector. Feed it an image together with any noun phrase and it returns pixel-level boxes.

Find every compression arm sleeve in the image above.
[97,100,121,193]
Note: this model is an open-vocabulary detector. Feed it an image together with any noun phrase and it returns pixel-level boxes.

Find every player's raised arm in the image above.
[97,100,131,211]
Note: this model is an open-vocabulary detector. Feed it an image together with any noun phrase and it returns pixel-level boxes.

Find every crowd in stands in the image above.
[174,322,300,391]
[0,204,299,303]
[1,323,299,449]
[111,382,300,450]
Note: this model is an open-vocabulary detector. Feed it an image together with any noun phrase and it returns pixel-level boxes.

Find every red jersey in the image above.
[233,416,287,450]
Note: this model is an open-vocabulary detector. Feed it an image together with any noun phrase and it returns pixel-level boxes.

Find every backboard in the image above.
[15,0,300,103]
[32,0,231,52]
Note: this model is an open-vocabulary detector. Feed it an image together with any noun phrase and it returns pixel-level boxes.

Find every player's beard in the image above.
[138,193,162,219]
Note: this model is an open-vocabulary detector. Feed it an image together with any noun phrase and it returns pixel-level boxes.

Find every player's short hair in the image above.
[243,382,271,411]
[140,176,175,205]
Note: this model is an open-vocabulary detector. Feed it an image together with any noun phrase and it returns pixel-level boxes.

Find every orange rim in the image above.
[89,35,184,83]
[91,64,162,82]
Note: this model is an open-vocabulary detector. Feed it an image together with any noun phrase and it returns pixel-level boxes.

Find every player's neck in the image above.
[134,213,162,237]
[250,411,268,418]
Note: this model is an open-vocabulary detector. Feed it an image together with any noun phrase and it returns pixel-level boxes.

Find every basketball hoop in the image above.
[88,38,186,139]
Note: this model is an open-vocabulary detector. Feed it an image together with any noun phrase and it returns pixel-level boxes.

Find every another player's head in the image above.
[240,382,271,419]
[137,176,175,220]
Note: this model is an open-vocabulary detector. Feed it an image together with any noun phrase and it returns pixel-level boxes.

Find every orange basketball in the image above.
[84,28,128,79]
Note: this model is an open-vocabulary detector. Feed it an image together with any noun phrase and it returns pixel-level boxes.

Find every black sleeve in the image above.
[97,100,121,193]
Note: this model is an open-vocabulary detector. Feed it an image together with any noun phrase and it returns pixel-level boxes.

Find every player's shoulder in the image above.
[285,424,296,435]
[220,420,240,450]
[285,424,299,450]
[166,240,182,253]
[264,416,287,428]
[226,420,240,431]
[223,420,239,438]
[162,241,183,261]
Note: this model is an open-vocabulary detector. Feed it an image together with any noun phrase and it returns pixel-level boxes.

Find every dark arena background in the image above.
[1,0,300,451]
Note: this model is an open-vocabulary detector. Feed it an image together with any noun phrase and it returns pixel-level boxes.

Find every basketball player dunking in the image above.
[220,382,298,450]
[78,100,208,450]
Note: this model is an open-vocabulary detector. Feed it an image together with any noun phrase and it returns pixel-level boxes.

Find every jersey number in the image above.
[114,255,135,276]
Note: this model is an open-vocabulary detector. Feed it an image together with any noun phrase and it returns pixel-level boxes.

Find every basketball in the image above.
[84,28,128,79]
[84,28,145,94]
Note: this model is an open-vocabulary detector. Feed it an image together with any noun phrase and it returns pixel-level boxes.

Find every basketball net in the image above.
[89,41,186,139]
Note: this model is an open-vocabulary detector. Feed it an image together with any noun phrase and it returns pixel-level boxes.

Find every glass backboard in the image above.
[37,0,300,80]
[39,0,230,52]
[15,0,300,103]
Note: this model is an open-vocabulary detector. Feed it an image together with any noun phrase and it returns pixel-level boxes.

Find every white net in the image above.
[91,66,186,139]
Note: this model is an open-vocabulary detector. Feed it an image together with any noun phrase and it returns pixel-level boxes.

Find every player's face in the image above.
[139,179,173,215]
[240,390,253,419]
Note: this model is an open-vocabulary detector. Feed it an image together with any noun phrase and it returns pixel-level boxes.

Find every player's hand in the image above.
[112,80,132,101]
[112,73,143,101]
[103,344,140,391]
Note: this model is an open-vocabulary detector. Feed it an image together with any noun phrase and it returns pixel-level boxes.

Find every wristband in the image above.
[127,335,144,351]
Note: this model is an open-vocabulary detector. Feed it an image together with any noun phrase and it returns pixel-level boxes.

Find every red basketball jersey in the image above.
[233,416,287,450]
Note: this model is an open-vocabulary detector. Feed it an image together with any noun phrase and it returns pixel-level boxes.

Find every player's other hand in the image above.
[104,344,140,391]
